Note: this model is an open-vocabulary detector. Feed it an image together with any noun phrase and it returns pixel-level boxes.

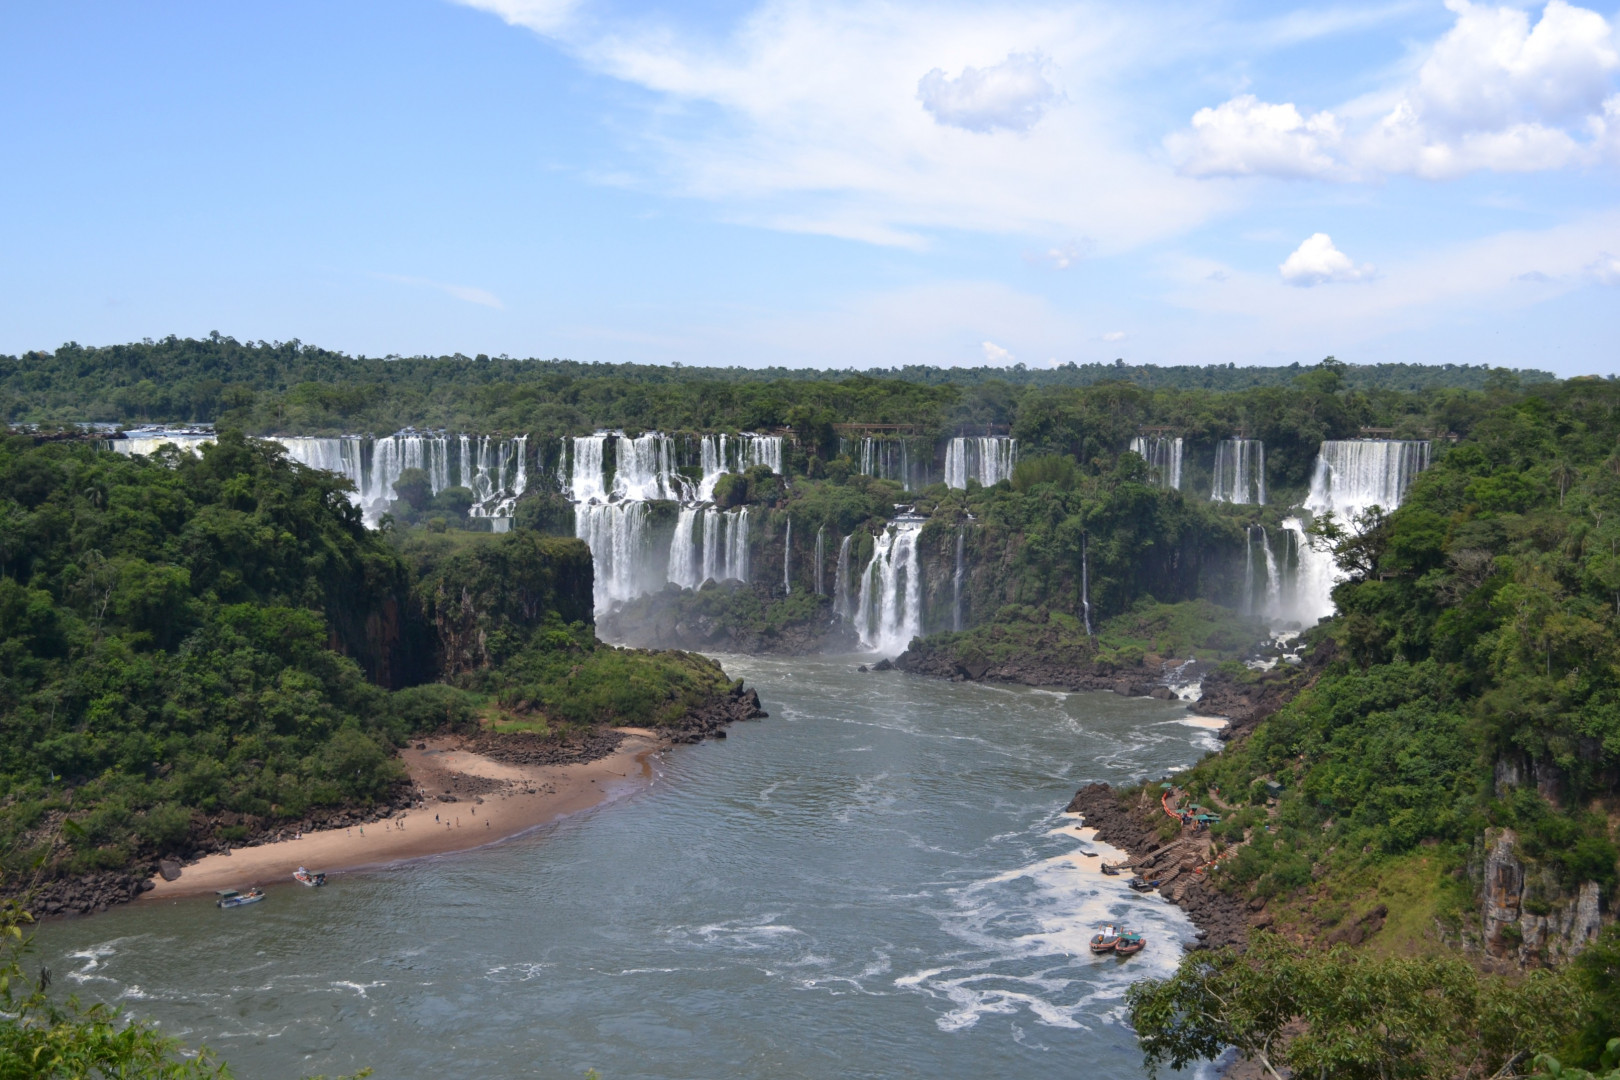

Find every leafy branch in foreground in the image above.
[1127,933,1588,1080]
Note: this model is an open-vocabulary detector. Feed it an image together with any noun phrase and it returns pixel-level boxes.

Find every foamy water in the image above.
[36,656,1216,1079]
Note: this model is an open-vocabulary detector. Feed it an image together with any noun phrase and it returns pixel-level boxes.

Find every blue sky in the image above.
[1,0,1617,373]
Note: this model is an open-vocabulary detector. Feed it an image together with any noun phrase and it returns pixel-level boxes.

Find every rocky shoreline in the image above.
[1068,782,1254,950]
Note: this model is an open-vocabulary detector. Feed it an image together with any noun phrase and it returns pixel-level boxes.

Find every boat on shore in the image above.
[293,867,327,887]
[215,888,264,909]
[1100,863,1120,876]
[1089,924,1122,953]
[1128,876,1161,892]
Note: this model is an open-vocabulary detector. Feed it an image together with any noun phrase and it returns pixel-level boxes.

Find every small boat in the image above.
[1128,876,1161,892]
[1114,931,1146,957]
[1090,924,1122,953]
[293,867,327,888]
[1100,863,1120,876]
[216,888,265,909]
[1081,851,1099,858]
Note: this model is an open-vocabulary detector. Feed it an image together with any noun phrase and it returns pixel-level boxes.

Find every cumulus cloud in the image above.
[1171,0,1620,180]
[982,340,1015,363]
[1101,330,1127,341]
[1169,95,1344,178]
[1279,234,1375,286]
[918,53,1058,133]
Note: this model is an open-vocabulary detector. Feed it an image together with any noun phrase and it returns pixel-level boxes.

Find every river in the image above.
[36,656,1221,1080]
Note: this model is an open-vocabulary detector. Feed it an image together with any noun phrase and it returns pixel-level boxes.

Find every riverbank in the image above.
[143,730,665,900]
[1067,782,1254,950]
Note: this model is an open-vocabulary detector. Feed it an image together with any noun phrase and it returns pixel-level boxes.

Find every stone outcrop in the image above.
[1479,828,1605,965]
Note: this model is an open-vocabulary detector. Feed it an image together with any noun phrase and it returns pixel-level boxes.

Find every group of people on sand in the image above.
[432,805,491,830]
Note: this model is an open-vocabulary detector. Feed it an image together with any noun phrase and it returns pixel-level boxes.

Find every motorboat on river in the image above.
[1089,925,1122,953]
[293,867,327,887]
[215,888,264,909]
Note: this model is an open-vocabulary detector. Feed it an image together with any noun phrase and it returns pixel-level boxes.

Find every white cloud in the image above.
[376,273,504,309]
[1102,330,1127,342]
[982,340,1015,363]
[918,53,1058,133]
[451,0,577,34]
[1171,0,1620,180]
[1169,95,1344,178]
[1589,252,1620,284]
[460,0,1225,252]
[1279,233,1375,286]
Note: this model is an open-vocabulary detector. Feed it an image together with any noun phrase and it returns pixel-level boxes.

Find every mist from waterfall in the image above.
[1210,439,1265,505]
[944,437,1017,489]
[1128,435,1182,490]
[855,522,923,654]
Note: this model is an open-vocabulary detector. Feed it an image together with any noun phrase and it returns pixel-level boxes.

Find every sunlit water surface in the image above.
[36,656,1222,1079]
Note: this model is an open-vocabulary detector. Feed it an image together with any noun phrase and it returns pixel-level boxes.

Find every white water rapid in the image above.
[1306,440,1431,519]
[944,437,1017,490]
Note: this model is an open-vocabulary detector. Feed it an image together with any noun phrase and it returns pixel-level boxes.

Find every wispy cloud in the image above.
[375,273,504,310]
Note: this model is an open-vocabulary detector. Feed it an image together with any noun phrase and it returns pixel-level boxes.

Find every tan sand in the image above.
[143,729,665,900]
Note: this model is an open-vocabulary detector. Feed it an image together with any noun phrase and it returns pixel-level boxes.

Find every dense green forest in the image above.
[0,432,738,886]
[0,334,1553,434]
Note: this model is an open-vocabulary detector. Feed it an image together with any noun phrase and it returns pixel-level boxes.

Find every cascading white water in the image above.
[953,525,965,632]
[833,534,853,619]
[727,508,751,583]
[564,435,610,503]
[1080,532,1093,637]
[698,435,729,501]
[1128,435,1183,490]
[667,507,701,589]
[1251,439,1432,628]
[944,437,1017,489]
[1306,440,1430,519]
[1211,439,1266,505]
[702,508,722,585]
[851,436,920,489]
[576,501,648,612]
[783,518,792,595]
[741,434,783,475]
[109,427,215,458]
[614,433,686,502]
[855,522,923,654]
[277,432,526,527]
[814,527,826,596]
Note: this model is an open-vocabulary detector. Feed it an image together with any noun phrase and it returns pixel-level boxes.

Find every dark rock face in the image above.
[35,872,154,918]
[1066,783,1251,951]
[157,859,182,881]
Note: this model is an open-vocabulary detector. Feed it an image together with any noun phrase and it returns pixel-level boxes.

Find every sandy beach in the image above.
[143,729,666,900]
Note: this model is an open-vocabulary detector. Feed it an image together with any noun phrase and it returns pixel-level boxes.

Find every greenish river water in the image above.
[36,656,1222,1079]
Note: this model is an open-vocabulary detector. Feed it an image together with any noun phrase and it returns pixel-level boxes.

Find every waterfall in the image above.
[702,508,722,584]
[1080,532,1093,637]
[1306,440,1430,519]
[855,522,923,654]
[1128,435,1183,490]
[944,437,1017,489]
[277,432,526,527]
[1242,526,1256,615]
[953,526,965,632]
[667,508,701,589]
[726,508,751,583]
[614,433,685,502]
[564,435,609,503]
[698,434,729,501]
[833,534,853,619]
[576,502,648,612]
[854,437,918,489]
[1211,439,1266,505]
[815,527,826,595]
[741,434,783,474]
[783,517,792,595]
